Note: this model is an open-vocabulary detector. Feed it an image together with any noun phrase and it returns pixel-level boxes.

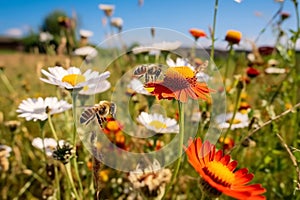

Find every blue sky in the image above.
[0,0,298,49]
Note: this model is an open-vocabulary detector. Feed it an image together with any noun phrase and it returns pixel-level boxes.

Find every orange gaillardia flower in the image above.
[145,67,213,103]
[225,30,242,45]
[185,138,266,199]
[189,28,207,41]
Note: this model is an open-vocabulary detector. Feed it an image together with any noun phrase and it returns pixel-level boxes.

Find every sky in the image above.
[0,0,299,50]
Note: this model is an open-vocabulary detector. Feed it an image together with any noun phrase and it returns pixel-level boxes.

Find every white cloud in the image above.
[5,28,23,37]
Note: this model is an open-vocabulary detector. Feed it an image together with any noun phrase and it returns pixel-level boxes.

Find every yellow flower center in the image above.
[149,120,167,129]
[62,74,86,86]
[206,161,235,186]
[171,66,195,78]
[226,118,241,124]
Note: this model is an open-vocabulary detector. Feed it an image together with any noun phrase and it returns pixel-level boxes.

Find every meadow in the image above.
[1,1,300,200]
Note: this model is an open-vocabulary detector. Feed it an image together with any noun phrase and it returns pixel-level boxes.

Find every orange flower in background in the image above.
[145,67,213,103]
[189,28,207,40]
[185,138,266,199]
[219,137,235,151]
[225,30,242,45]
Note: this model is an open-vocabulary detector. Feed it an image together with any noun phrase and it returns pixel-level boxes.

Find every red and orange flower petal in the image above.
[189,28,207,40]
[144,67,213,103]
[185,138,266,199]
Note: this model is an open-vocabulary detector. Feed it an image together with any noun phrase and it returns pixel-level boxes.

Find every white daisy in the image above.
[265,67,286,74]
[166,57,211,82]
[79,80,111,95]
[215,112,249,130]
[40,66,110,90]
[127,78,151,95]
[73,46,98,61]
[32,137,66,157]
[16,97,72,121]
[0,145,12,157]
[79,29,93,38]
[136,112,179,133]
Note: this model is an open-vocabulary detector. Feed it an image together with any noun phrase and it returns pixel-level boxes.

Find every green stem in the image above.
[48,113,58,141]
[65,162,80,200]
[70,91,84,196]
[0,69,16,94]
[210,0,219,67]
[71,92,78,146]
[222,87,242,146]
[224,44,234,82]
[163,101,185,198]
[54,165,61,200]
[39,120,48,161]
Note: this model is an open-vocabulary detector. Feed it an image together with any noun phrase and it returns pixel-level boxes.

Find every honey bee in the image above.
[133,64,163,83]
[194,60,209,74]
[80,101,117,128]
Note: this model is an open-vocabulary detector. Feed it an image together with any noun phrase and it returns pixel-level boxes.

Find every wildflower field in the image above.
[1,1,300,200]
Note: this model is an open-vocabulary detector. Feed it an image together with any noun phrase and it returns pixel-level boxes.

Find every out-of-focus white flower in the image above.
[152,41,181,51]
[267,59,280,67]
[128,159,172,199]
[79,81,111,95]
[110,17,123,29]
[166,57,211,82]
[166,57,193,68]
[215,112,249,130]
[73,46,98,61]
[265,67,286,74]
[132,41,181,55]
[0,145,12,157]
[247,53,256,63]
[98,4,115,17]
[136,112,179,133]
[17,97,72,121]
[132,45,155,54]
[39,32,53,42]
[79,29,93,38]
[0,145,12,171]
[40,66,110,91]
[234,0,242,3]
[127,78,151,95]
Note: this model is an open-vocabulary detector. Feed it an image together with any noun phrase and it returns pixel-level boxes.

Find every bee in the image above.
[80,101,117,128]
[194,60,209,74]
[133,64,162,83]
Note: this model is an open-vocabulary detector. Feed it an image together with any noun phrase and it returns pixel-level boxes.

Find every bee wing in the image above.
[110,103,117,118]
[80,108,95,125]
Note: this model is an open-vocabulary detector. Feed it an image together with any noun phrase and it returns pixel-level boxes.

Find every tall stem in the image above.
[224,44,234,82]
[0,69,16,94]
[222,85,242,146]
[39,120,48,161]
[210,0,219,67]
[65,163,80,200]
[48,113,58,141]
[54,165,61,200]
[163,101,185,198]
[70,91,84,196]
